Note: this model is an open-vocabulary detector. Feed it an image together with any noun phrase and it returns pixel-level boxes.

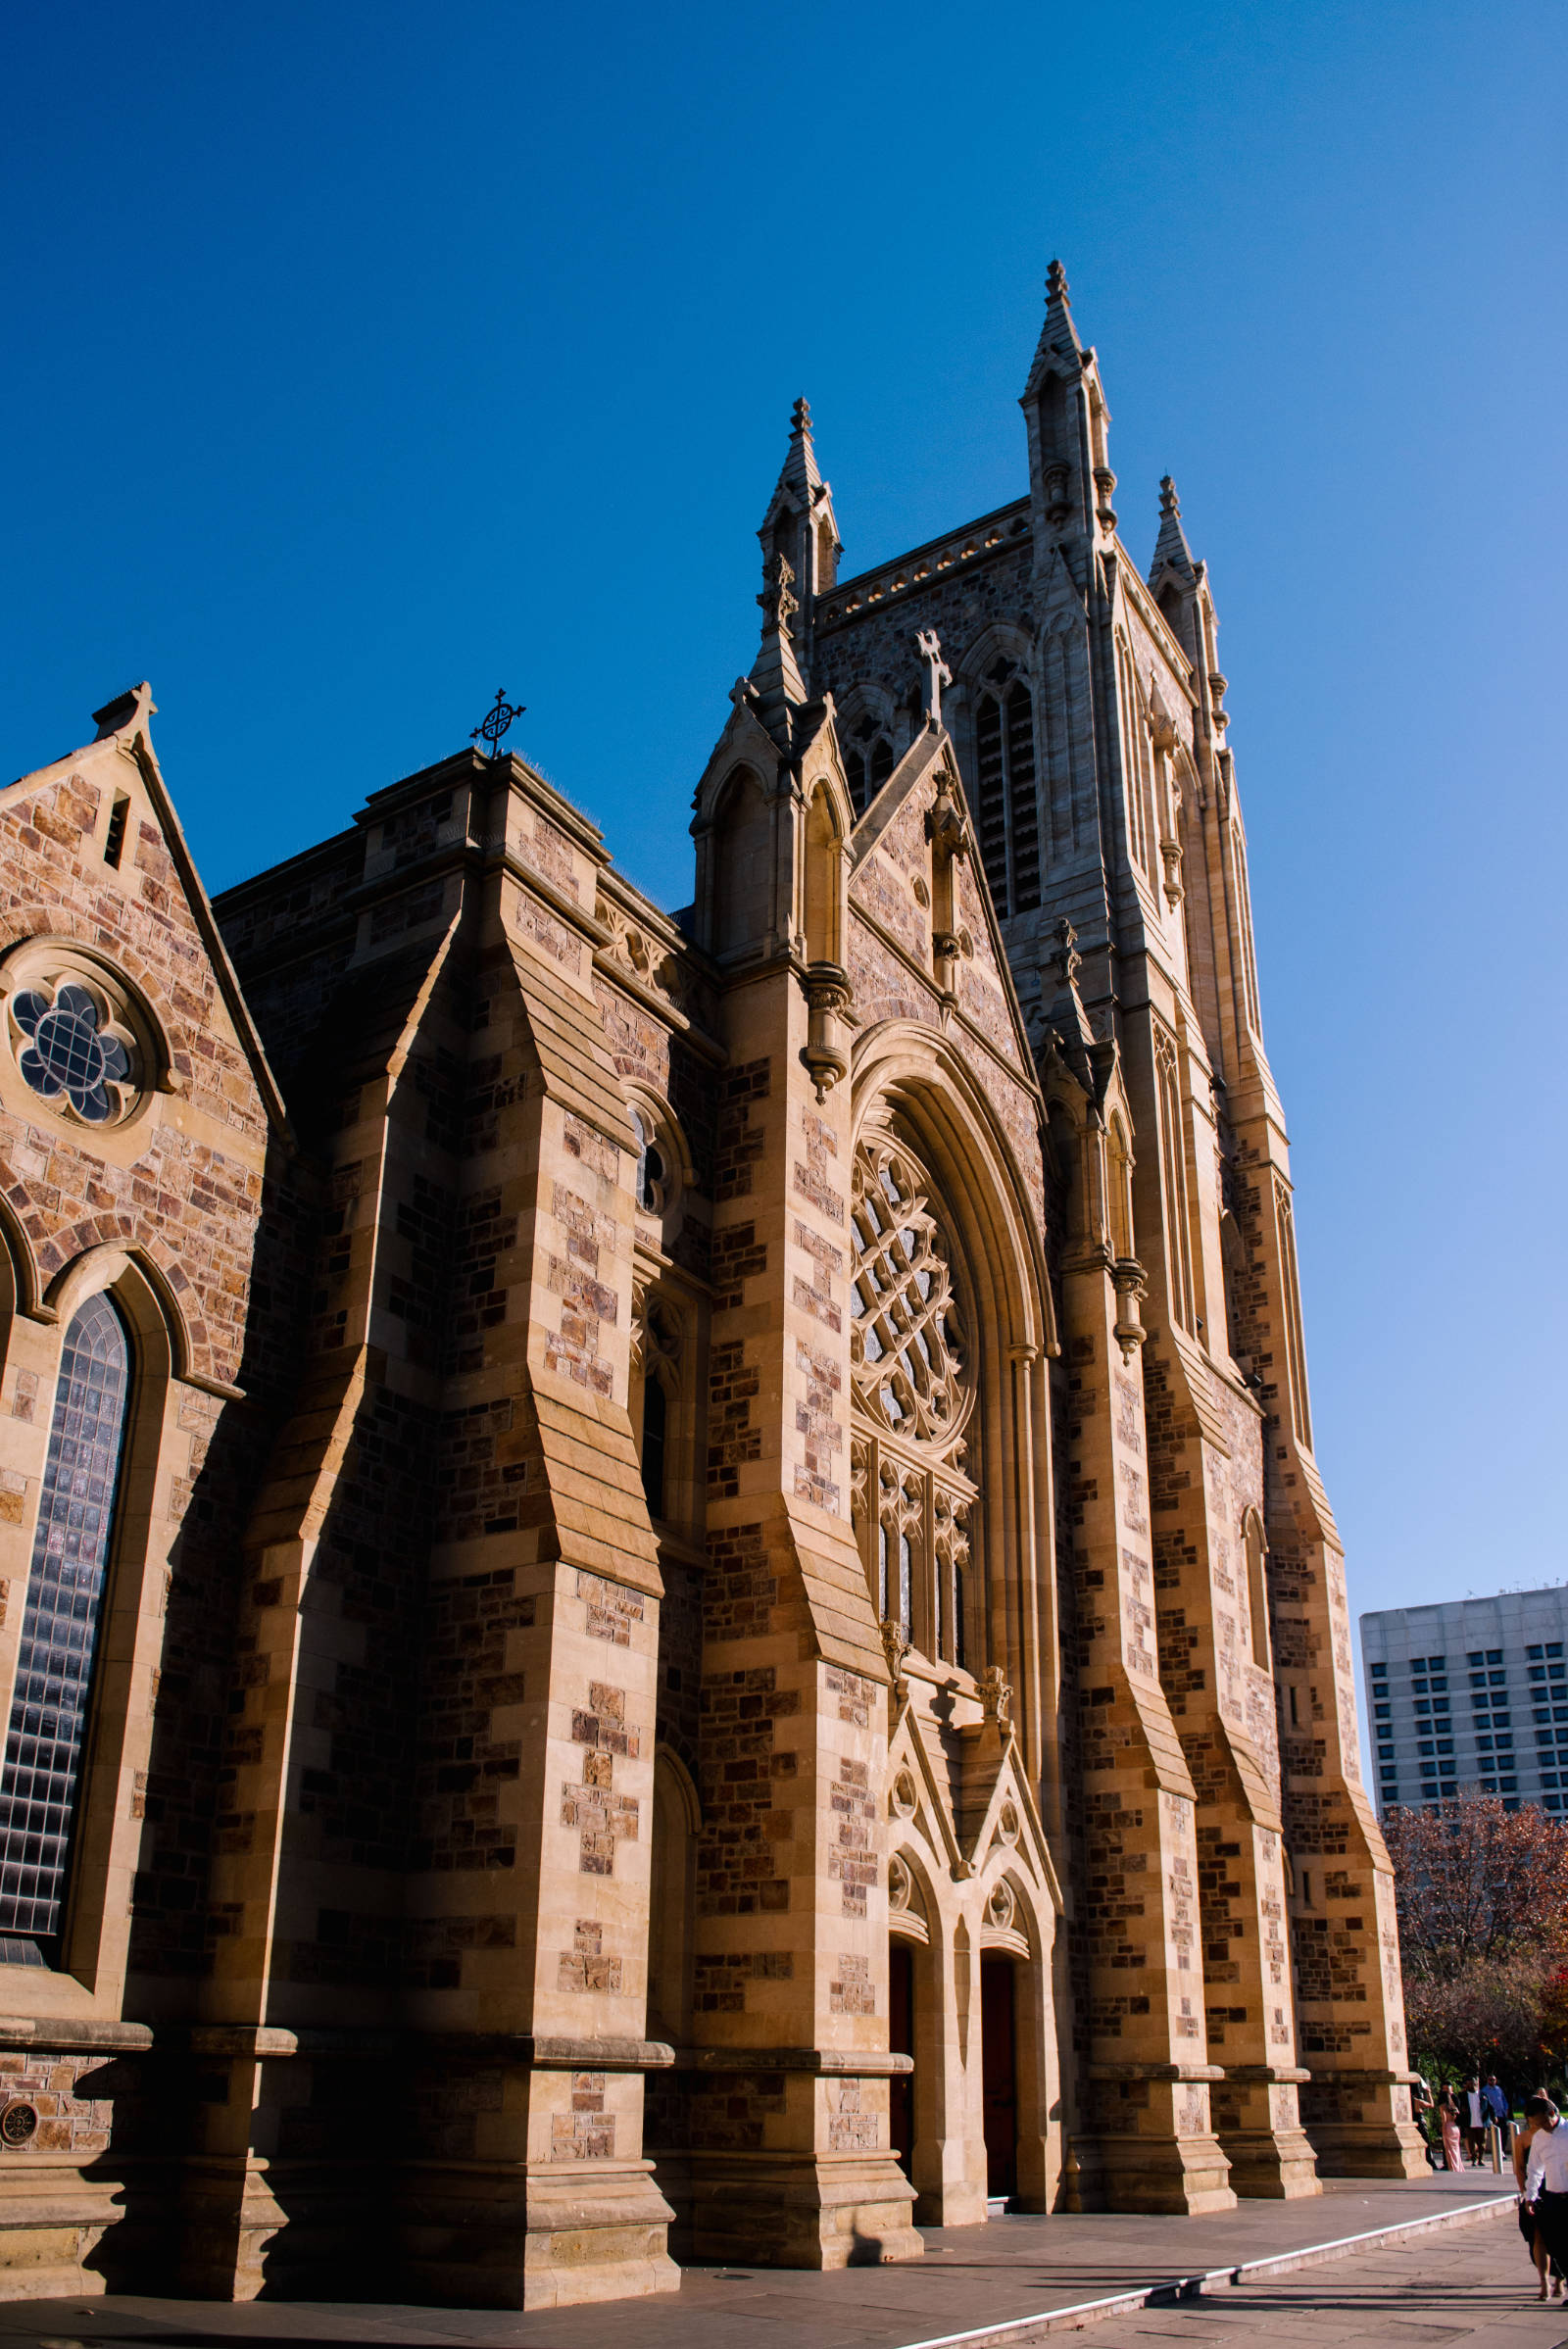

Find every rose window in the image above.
[9,978,138,1126]
[850,1136,976,1668]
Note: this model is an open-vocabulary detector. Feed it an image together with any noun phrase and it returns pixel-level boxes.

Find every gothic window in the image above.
[1244,1508,1270,1670]
[630,1109,665,1214]
[634,1293,681,1526]
[0,1294,131,1956]
[1154,1030,1196,1336]
[1115,639,1157,881]
[845,720,895,817]
[972,661,1039,921]
[850,1135,976,1667]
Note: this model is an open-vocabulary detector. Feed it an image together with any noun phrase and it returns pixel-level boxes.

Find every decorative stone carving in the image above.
[888,1854,912,1912]
[800,960,851,1101]
[985,1880,1015,1932]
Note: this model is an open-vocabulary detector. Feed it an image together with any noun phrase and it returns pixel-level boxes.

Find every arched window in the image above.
[0,1293,130,1957]
[972,662,1040,919]
[1154,1031,1196,1336]
[850,1135,975,1667]
[844,724,895,818]
[1243,1509,1270,1670]
[630,1109,665,1214]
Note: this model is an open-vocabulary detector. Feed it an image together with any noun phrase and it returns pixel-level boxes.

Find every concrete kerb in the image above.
[897,2192,1518,2349]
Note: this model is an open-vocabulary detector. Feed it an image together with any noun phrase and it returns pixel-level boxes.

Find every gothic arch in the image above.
[850,1025,1057,1759]
[41,1229,204,1387]
[702,760,772,963]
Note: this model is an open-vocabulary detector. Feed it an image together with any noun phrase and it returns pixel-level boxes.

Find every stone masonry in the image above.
[0,269,1417,2313]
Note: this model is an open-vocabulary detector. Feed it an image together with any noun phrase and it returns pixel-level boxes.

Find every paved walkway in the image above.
[1056,2201,1564,2349]
[0,2171,1524,2348]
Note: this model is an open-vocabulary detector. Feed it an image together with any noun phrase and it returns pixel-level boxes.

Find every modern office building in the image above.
[1359,1589,1568,1815]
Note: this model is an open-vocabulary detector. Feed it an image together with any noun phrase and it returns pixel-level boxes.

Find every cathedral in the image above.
[0,267,1421,2311]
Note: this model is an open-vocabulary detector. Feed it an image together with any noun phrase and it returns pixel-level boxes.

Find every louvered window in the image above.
[972,666,1040,919]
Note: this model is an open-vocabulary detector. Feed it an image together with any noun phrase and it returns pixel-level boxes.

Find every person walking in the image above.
[1515,2094,1562,2300]
[1437,2082,1464,2172]
[1463,2075,1488,2164]
[1525,2095,1568,2300]
[1484,2073,1510,2154]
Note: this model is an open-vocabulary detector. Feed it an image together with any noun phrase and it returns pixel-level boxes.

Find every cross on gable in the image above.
[916,629,952,728]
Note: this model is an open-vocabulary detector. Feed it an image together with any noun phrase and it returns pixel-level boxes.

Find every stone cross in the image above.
[915,629,951,728]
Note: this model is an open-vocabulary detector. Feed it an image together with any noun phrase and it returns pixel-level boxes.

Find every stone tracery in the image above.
[850,1131,976,1667]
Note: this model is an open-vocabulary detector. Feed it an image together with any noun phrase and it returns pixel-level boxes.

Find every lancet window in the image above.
[1154,1029,1196,1336]
[844,720,895,817]
[0,1294,131,1957]
[972,661,1040,918]
[849,1134,976,1667]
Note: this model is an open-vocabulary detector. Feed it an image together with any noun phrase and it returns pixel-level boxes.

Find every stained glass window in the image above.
[0,1294,130,1959]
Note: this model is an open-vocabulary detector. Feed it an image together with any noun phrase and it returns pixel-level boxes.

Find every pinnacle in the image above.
[1023,254,1084,393]
[1151,473,1197,588]
[791,395,812,437]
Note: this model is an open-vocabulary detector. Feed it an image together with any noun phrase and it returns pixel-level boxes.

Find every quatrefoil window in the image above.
[851,1141,968,1444]
[8,975,140,1126]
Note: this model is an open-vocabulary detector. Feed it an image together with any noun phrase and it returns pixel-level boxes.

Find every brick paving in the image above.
[0,2174,1527,2349]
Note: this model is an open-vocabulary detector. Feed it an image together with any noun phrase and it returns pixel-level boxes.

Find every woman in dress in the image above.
[1436,2082,1464,2172]
[1517,2093,1564,2300]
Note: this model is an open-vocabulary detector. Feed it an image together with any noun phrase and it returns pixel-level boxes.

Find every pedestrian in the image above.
[1483,2072,1510,2153]
[1515,2094,1562,2300]
[1411,2074,1438,2168]
[1462,2075,1488,2163]
[1524,2093,1568,2301]
[1437,2082,1464,2172]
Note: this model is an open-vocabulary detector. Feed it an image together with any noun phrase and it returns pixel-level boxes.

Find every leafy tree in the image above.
[1383,1789,1568,2087]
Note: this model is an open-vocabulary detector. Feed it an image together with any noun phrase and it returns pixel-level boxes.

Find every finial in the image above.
[471,687,525,759]
[1159,475,1180,519]
[1046,258,1070,307]
[792,395,812,435]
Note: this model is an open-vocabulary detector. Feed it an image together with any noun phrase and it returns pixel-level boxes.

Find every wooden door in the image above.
[889,1936,914,2178]
[980,1955,1017,2198]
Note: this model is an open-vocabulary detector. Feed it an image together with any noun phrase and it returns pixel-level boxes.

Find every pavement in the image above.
[0,2169,1532,2349]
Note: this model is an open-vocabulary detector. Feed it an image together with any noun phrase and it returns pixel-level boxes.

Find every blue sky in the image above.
[5,2,1565,1639]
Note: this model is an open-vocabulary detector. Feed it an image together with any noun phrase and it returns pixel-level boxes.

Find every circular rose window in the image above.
[4,958,146,1129]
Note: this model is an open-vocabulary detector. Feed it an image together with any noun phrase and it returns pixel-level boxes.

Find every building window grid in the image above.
[0,1294,131,1951]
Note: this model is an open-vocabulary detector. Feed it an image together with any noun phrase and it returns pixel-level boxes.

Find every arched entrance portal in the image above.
[980,1954,1018,2201]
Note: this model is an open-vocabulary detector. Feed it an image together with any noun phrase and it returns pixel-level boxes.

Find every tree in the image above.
[1383,1789,1568,2085]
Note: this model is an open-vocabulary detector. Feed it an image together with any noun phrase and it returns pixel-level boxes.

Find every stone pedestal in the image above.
[1212,2068,1321,2198]
[688,2142,919,2269]
[401,2158,677,2310]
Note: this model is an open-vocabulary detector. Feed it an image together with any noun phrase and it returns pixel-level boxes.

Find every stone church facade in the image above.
[0,269,1420,2309]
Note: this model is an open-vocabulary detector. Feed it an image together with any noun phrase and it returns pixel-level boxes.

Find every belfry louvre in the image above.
[0,268,1420,2310]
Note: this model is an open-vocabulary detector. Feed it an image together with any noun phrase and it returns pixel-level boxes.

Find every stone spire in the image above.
[1150,474,1198,588]
[755,396,841,713]
[1022,257,1083,396]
